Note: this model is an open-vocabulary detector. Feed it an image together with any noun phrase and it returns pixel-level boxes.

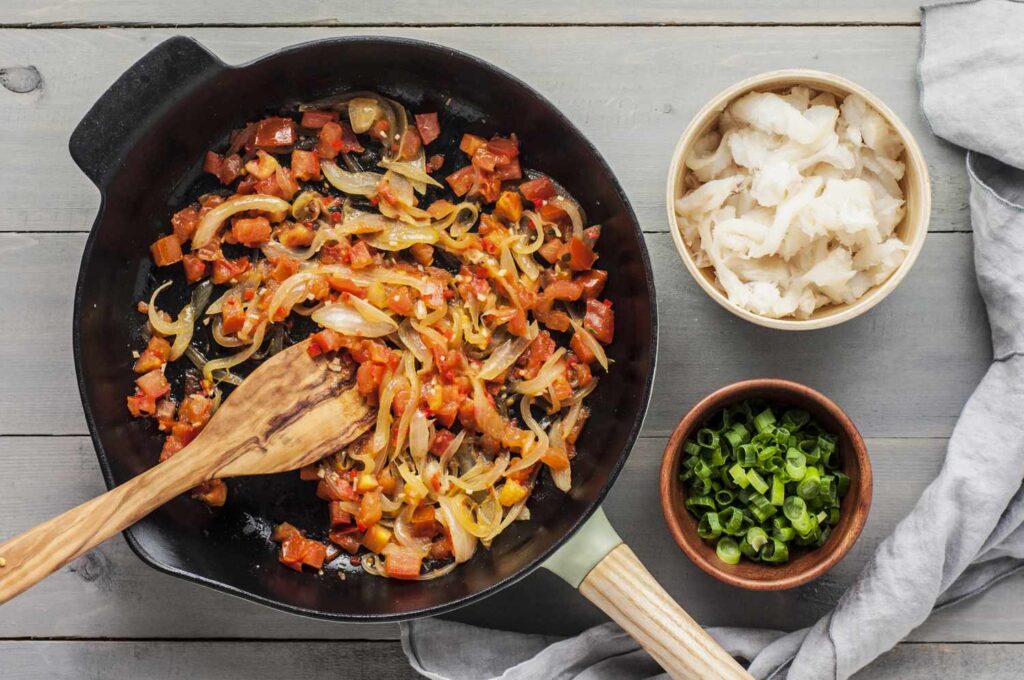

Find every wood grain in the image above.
[0,231,988,438]
[0,27,968,236]
[0,1,926,26]
[0,342,374,604]
[1,436,1021,642]
[580,543,753,679]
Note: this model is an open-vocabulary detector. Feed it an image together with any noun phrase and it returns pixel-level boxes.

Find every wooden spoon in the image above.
[0,340,375,603]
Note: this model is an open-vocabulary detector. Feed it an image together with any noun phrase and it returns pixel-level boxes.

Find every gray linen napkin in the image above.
[403,1,1024,677]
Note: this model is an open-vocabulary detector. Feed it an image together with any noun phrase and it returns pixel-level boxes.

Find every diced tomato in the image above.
[471,147,500,172]
[277,222,316,248]
[192,479,227,507]
[127,391,157,417]
[487,135,519,160]
[538,201,568,224]
[337,121,364,153]
[541,446,571,471]
[329,526,363,555]
[150,236,183,266]
[544,278,583,302]
[221,294,245,335]
[136,369,170,399]
[171,206,201,243]
[457,399,476,431]
[409,243,434,266]
[203,151,223,178]
[519,176,557,205]
[386,286,414,316]
[567,237,597,271]
[570,331,596,364]
[426,154,444,173]
[459,133,487,156]
[273,166,300,201]
[311,328,344,354]
[159,434,186,461]
[326,275,366,298]
[301,109,339,129]
[415,112,441,145]
[445,165,477,197]
[584,298,615,344]
[298,540,327,569]
[384,546,423,579]
[179,394,213,427]
[356,362,385,397]
[349,240,373,269]
[522,331,555,379]
[299,464,320,481]
[317,473,359,502]
[182,254,207,283]
[571,360,593,389]
[270,256,300,283]
[378,467,397,495]
[329,501,352,528]
[291,150,321,181]
[551,374,573,402]
[576,269,608,299]
[254,117,297,149]
[495,191,523,223]
[429,536,453,561]
[538,239,563,264]
[410,505,437,538]
[134,336,171,374]
[397,127,423,161]
[494,157,522,181]
[356,489,383,531]
[272,522,303,543]
[362,523,392,553]
[211,256,251,284]
[430,429,455,456]
[231,216,271,247]
[391,388,412,418]
[537,307,571,333]
[316,122,343,160]
[497,309,525,340]
[219,153,244,185]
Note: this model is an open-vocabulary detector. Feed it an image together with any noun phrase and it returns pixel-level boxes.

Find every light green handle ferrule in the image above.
[541,507,622,588]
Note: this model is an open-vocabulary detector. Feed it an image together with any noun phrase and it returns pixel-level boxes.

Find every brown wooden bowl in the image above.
[659,379,871,590]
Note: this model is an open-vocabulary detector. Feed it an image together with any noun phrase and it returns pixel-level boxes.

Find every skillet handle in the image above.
[69,36,223,187]
[544,509,751,680]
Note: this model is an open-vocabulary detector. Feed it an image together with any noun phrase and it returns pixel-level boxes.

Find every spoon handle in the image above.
[0,445,216,604]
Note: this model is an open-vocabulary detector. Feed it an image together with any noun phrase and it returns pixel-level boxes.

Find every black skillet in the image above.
[66,36,747,677]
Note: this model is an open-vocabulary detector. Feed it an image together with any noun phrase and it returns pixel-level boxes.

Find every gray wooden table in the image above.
[0,2,1019,678]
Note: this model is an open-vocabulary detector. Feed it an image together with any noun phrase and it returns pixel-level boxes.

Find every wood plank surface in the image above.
[0,2,926,27]
[2,435,1022,642]
[2,640,1019,680]
[0,231,989,438]
[0,27,968,236]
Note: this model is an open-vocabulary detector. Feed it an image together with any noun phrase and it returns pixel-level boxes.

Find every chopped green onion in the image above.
[681,399,845,566]
[716,537,741,565]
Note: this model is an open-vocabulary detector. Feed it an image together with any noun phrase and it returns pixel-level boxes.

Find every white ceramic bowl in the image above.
[666,69,931,331]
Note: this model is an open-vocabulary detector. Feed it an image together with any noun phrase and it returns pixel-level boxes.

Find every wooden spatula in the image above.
[0,340,375,604]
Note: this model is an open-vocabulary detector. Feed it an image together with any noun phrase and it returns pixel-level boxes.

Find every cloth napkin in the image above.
[403,1,1024,677]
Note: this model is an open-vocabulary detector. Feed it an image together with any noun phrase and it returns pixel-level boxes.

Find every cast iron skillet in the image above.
[71,36,656,621]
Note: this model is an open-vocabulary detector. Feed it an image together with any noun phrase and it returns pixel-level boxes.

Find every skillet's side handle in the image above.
[544,509,752,680]
[69,36,224,187]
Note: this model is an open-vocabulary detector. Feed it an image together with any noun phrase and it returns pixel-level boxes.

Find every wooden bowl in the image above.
[665,69,931,330]
[659,379,872,590]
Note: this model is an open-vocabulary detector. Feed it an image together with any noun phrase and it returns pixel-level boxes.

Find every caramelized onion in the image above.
[192,194,289,248]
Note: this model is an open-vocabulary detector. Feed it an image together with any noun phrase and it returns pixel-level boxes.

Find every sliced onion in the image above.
[548,195,585,240]
[312,299,397,338]
[397,461,431,502]
[202,321,267,382]
[363,222,439,251]
[397,320,431,366]
[321,160,382,197]
[478,332,532,380]
[438,430,467,471]
[449,454,509,493]
[507,398,550,473]
[409,409,431,463]
[192,194,290,248]
[393,505,431,552]
[548,420,572,492]
[472,377,508,443]
[513,348,567,396]
[569,319,609,372]
[514,212,546,254]
[379,159,443,188]
[268,272,318,320]
[147,282,185,336]
[348,97,382,133]
[437,495,478,564]
[512,246,541,281]
[372,368,399,453]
